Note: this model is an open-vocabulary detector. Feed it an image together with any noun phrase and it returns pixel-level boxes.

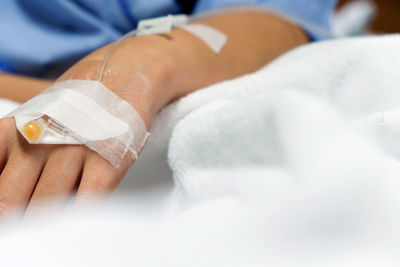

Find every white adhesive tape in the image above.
[5,80,149,168]
[180,24,227,54]
[135,15,227,54]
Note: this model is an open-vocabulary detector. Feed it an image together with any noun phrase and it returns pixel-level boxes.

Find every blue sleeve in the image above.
[0,0,336,77]
[0,60,15,74]
[0,0,180,76]
[0,0,125,76]
[192,0,338,41]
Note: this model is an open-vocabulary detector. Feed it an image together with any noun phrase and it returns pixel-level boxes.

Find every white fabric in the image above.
[164,34,400,207]
[1,35,400,265]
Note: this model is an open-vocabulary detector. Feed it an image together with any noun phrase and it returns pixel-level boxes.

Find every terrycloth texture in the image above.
[146,34,400,206]
[1,35,400,266]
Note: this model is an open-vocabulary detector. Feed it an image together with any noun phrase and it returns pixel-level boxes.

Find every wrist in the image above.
[117,35,177,120]
[58,35,176,128]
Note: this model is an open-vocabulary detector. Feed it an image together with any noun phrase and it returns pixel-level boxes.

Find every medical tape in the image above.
[179,24,227,54]
[136,15,227,54]
[5,80,149,168]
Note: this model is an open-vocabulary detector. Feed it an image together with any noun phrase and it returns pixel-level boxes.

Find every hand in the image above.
[0,35,173,217]
[0,117,134,216]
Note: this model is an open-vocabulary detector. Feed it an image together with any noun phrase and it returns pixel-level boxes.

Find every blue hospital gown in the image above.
[0,0,337,76]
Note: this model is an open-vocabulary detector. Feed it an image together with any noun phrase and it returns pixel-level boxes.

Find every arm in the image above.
[0,10,308,216]
[0,74,52,102]
[61,11,308,125]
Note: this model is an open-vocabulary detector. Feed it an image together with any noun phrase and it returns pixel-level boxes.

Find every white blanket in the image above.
[1,35,400,266]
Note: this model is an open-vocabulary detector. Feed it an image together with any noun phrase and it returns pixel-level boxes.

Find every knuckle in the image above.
[0,117,17,143]
[60,145,86,159]
[0,117,15,131]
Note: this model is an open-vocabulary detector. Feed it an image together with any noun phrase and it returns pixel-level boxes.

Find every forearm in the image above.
[60,10,308,125]
[166,11,308,99]
[0,74,52,102]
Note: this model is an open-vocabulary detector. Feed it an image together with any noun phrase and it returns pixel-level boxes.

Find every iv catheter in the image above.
[24,116,68,141]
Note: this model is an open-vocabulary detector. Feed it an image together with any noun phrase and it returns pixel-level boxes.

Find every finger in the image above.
[0,118,16,174]
[0,145,47,215]
[75,151,134,205]
[26,145,86,214]
[0,136,8,174]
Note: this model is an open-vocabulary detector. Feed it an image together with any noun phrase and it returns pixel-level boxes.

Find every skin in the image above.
[0,10,308,217]
[0,74,52,103]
